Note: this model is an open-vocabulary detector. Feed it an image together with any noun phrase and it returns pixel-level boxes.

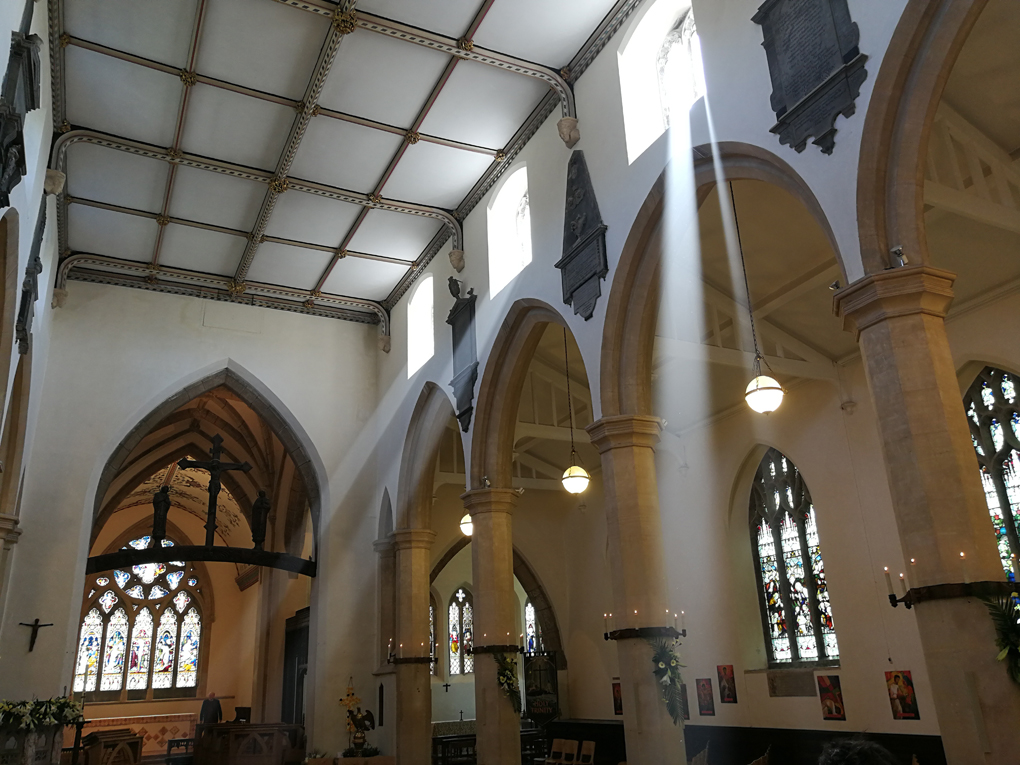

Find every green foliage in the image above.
[340,746,380,758]
[493,652,522,715]
[0,698,84,732]
[982,593,1020,686]
[647,639,685,726]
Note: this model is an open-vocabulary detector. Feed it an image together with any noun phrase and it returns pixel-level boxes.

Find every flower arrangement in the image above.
[493,652,522,715]
[647,639,685,726]
[982,592,1020,685]
[0,698,84,731]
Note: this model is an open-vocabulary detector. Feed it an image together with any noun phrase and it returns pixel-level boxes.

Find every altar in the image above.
[193,723,304,765]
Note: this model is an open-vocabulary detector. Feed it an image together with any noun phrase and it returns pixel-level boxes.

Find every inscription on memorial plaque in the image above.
[752,0,867,154]
[555,151,608,321]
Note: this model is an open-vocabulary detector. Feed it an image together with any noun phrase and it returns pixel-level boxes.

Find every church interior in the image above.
[0,0,1018,764]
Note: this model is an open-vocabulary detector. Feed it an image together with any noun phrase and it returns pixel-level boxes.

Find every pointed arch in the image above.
[470,299,574,488]
[600,142,844,419]
[396,382,458,530]
[378,488,394,539]
[0,209,20,410]
[92,360,326,556]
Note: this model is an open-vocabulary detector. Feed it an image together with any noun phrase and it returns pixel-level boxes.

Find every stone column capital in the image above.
[0,513,21,546]
[833,265,956,339]
[460,488,518,517]
[373,534,396,555]
[586,414,662,454]
[392,528,436,551]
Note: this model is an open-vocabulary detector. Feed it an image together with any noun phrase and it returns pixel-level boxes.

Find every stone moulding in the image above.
[752,0,868,154]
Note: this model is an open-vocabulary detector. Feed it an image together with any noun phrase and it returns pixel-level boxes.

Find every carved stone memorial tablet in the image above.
[752,0,867,154]
[555,151,608,321]
[446,277,479,432]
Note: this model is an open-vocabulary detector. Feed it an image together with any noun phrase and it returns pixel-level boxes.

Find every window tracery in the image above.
[750,449,839,666]
[657,10,705,126]
[965,367,1020,579]
[73,536,204,699]
[448,587,474,676]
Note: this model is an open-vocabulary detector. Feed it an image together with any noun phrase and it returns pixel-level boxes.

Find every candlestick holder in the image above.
[888,580,1014,610]
[603,626,684,641]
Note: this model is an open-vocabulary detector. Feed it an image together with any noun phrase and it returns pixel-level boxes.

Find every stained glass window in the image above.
[965,368,1020,579]
[73,536,203,699]
[127,608,153,690]
[100,609,129,691]
[448,588,474,675]
[176,608,201,687]
[153,609,178,689]
[524,600,544,654]
[429,597,438,676]
[750,448,839,666]
[73,609,104,692]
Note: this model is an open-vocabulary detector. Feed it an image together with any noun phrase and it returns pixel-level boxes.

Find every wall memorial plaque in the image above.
[555,151,608,321]
[752,0,867,155]
[446,277,479,432]
[0,0,43,207]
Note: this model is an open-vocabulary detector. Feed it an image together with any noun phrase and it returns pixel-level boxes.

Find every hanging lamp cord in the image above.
[563,327,577,458]
[728,182,763,374]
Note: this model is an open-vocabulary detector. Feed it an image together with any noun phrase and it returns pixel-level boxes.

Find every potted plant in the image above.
[0,698,84,765]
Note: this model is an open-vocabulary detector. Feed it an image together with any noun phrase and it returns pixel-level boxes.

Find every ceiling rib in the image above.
[314,106,498,156]
[65,195,414,267]
[273,0,577,122]
[150,0,208,269]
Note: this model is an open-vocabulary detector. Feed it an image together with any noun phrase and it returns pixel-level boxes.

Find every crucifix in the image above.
[18,618,53,651]
[178,434,251,547]
[442,682,451,693]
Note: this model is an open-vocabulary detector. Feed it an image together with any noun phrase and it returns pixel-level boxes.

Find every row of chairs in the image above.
[540,739,595,765]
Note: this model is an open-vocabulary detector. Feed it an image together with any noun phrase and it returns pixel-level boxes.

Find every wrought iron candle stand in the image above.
[888,580,1015,610]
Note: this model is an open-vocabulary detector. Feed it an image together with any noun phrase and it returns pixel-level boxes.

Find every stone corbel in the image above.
[449,249,465,273]
[0,513,21,548]
[44,169,65,195]
[557,117,580,149]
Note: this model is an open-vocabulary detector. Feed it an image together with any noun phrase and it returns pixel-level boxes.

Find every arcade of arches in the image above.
[1,1,1020,764]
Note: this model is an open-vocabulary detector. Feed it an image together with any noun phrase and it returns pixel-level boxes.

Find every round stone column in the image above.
[393,528,436,765]
[462,488,521,765]
[587,415,685,765]
[835,265,1020,763]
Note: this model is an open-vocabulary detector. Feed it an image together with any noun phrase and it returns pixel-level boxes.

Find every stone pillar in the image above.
[587,416,685,765]
[0,513,21,624]
[393,528,436,765]
[835,266,1020,764]
[462,489,520,765]
[375,535,396,671]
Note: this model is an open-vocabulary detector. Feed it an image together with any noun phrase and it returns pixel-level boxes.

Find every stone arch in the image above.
[430,536,567,669]
[396,381,459,531]
[600,142,845,419]
[378,488,394,539]
[0,351,30,515]
[0,209,20,410]
[856,0,989,275]
[470,299,573,488]
[93,361,326,555]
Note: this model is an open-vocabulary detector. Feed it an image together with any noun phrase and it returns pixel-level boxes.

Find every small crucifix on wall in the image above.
[443,683,451,693]
[18,618,53,651]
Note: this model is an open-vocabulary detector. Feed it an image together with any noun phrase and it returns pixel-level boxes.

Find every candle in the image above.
[960,552,970,584]
[399,642,403,658]
[604,613,608,633]
[1011,554,1017,580]
[899,573,907,596]
[608,613,613,632]
[520,634,524,649]
[910,558,916,566]
[673,613,678,631]
[680,611,686,633]
[884,566,894,596]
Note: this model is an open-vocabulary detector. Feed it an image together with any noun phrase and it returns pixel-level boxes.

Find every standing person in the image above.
[200,692,223,724]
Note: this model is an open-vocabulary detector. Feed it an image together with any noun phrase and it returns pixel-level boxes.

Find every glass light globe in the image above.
[459,514,473,536]
[561,464,591,494]
[745,375,784,414]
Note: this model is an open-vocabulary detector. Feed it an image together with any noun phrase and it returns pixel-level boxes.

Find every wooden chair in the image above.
[560,740,579,764]
[541,739,566,765]
[578,741,595,765]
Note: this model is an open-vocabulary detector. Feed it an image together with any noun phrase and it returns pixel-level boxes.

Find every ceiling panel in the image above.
[383,141,493,209]
[474,0,619,68]
[167,165,267,232]
[289,118,402,193]
[321,255,410,301]
[318,30,451,128]
[66,143,169,213]
[246,242,333,290]
[347,209,443,262]
[418,60,548,148]
[194,0,331,101]
[181,84,293,171]
[264,191,363,247]
[65,46,181,146]
[159,224,246,276]
[357,0,480,38]
[68,205,157,262]
[64,0,199,68]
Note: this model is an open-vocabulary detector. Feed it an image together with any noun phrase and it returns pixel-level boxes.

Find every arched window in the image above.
[448,587,474,676]
[618,0,705,163]
[73,536,205,699]
[487,166,532,297]
[407,275,434,377]
[524,599,544,654]
[964,367,1020,579]
[750,449,839,666]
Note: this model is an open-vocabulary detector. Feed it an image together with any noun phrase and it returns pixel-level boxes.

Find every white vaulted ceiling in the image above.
[50,0,638,330]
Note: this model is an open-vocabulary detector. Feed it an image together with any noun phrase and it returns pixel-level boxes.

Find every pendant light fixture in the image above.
[729,182,785,415]
[459,514,473,536]
[560,328,591,494]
